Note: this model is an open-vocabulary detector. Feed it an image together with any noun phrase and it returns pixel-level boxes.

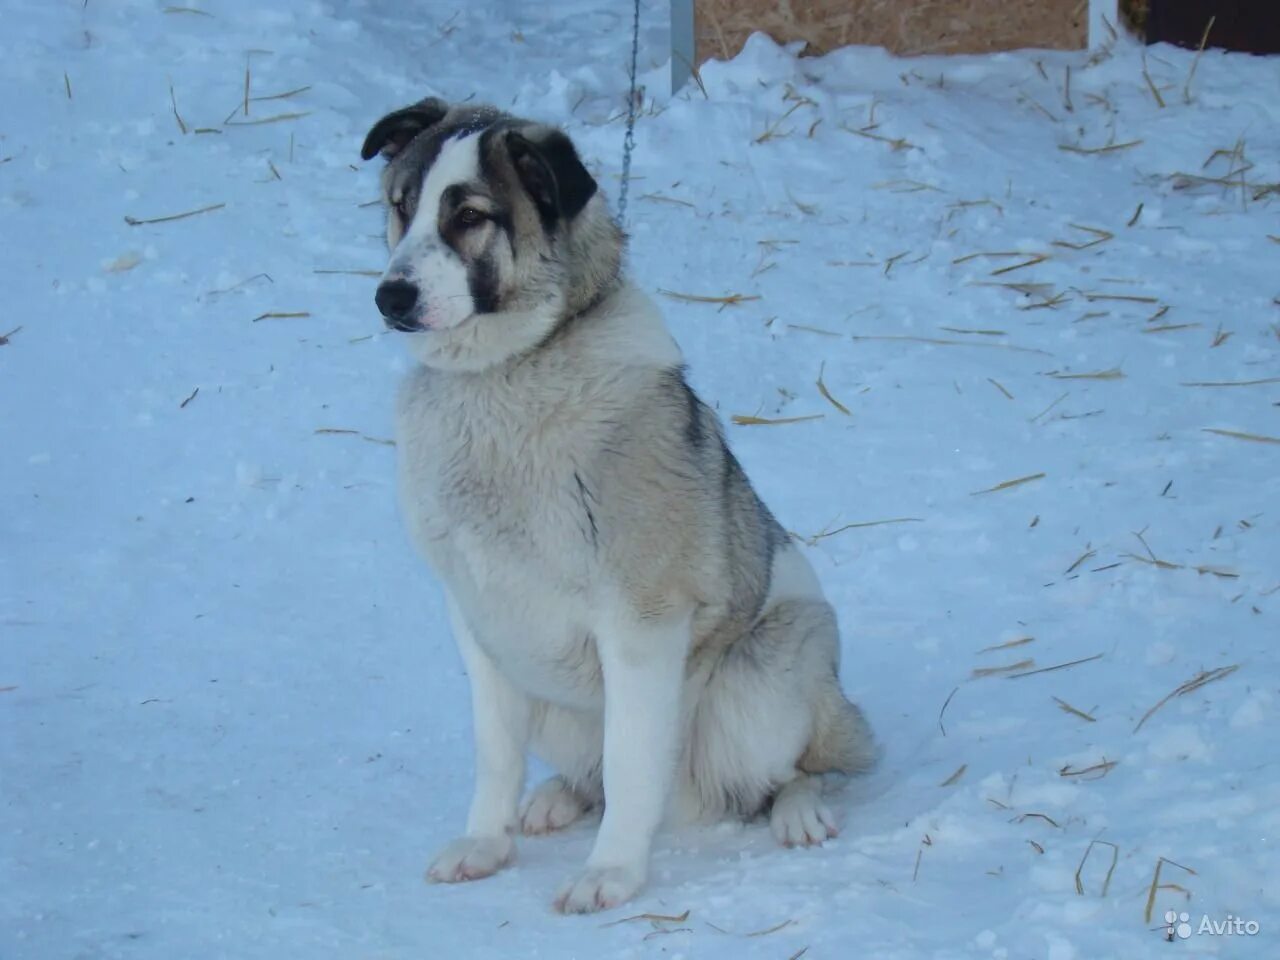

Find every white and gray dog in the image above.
[361,97,874,913]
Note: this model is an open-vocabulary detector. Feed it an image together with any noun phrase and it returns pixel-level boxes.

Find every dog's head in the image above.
[361,97,622,371]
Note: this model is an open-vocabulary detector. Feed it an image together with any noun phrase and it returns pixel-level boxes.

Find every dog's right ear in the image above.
[360,97,449,161]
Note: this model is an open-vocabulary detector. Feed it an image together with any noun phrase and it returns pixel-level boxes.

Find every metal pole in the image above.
[670,0,694,95]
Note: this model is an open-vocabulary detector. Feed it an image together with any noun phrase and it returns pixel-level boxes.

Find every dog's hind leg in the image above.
[520,775,594,835]
[769,676,875,847]
[525,701,603,835]
[689,545,875,833]
[798,678,876,776]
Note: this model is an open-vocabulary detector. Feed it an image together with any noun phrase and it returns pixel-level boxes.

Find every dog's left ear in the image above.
[361,97,449,161]
[506,128,597,225]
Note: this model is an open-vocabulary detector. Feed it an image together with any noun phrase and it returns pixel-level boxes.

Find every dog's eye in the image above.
[392,197,412,220]
[457,206,484,226]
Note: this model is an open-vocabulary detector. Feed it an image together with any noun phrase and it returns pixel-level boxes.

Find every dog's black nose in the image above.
[375,279,419,326]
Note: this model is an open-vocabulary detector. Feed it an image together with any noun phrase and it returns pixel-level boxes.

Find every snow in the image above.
[3,1,1278,957]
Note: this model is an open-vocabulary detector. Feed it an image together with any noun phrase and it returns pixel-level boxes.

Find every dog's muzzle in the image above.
[375,279,423,331]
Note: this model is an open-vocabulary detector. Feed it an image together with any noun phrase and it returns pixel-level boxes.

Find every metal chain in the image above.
[617,0,641,223]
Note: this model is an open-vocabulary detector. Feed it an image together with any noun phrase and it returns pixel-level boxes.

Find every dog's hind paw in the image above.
[770,776,838,848]
[520,776,589,835]
[426,834,515,883]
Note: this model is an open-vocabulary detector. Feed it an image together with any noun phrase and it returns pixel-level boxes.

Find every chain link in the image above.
[617,0,641,223]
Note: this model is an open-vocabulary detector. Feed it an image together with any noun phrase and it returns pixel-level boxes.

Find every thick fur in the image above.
[362,99,874,912]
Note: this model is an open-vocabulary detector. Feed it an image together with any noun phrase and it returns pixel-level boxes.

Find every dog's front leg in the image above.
[427,594,530,884]
[554,610,689,913]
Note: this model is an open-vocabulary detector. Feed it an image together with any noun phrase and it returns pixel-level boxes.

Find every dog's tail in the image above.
[799,683,876,775]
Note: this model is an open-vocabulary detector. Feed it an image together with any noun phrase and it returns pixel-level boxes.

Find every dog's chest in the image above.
[397,372,599,568]
[396,368,607,703]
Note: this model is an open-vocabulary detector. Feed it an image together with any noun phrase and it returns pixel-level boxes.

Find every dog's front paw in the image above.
[521,776,588,836]
[426,834,515,884]
[553,864,645,914]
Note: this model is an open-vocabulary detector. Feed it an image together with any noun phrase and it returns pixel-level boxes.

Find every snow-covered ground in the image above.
[3,1,1278,957]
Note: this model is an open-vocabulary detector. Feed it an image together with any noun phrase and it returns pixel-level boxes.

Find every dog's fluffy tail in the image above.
[799,683,876,775]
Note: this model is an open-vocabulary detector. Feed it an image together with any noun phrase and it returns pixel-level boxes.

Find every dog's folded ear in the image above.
[361,97,449,161]
[506,127,598,226]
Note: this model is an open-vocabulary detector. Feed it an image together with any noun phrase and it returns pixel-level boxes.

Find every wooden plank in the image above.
[694,0,1087,66]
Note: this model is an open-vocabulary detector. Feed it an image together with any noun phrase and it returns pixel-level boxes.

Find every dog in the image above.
[360,97,875,913]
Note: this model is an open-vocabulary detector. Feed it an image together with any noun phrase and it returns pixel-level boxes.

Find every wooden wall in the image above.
[693,0,1089,65]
